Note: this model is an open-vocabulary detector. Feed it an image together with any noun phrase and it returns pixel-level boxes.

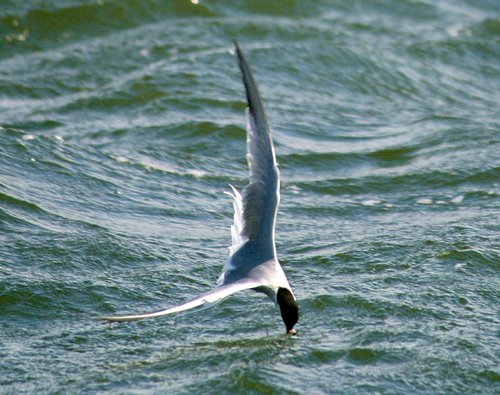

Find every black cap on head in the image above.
[277,287,299,334]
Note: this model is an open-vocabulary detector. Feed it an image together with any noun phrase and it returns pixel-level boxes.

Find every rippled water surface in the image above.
[1,1,499,393]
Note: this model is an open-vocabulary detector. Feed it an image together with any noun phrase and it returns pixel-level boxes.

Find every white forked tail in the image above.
[224,185,248,257]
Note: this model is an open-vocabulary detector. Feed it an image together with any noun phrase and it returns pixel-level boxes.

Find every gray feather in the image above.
[219,41,281,285]
[234,41,280,246]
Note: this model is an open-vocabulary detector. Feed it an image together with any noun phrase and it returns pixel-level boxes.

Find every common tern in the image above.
[101,41,299,334]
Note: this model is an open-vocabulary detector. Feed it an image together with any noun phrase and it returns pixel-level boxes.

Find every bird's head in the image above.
[277,287,299,335]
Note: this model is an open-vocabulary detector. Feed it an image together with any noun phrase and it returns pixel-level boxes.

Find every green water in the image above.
[1,1,499,393]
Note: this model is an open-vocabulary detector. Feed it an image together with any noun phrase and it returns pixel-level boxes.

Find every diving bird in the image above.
[101,41,299,334]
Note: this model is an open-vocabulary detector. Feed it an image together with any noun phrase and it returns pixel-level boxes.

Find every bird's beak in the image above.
[286,329,297,335]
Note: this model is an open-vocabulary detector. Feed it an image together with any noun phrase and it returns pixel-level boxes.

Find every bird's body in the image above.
[101,41,299,334]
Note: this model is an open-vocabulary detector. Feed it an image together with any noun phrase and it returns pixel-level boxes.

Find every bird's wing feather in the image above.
[232,41,279,250]
[225,185,247,256]
[99,279,262,322]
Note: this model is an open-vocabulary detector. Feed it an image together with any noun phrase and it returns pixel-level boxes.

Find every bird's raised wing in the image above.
[231,41,280,256]
[99,279,261,322]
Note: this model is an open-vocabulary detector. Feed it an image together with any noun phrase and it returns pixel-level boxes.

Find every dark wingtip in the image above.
[232,39,270,133]
[233,39,243,62]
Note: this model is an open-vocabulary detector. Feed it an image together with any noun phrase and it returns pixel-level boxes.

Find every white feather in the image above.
[218,185,249,285]
[99,279,261,322]
[224,185,248,257]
